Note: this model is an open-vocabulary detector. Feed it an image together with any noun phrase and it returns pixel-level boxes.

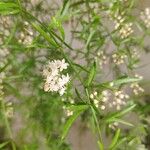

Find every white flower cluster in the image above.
[90,91,99,108]
[109,122,119,130]
[43,59,70,96]
[113,13,133,39]
[112,90,129,110]
[101,90,129,111]
[130,74,144,95]
[0,48,13,118]
[63,106,73,117]
[0,48,10,95]
[90,89,129,111]
[0,16,13,44]
[18,21,34,45]
[119,23,133,39]
[140,8,150,28]
[112,52,127,65]
[96,51,107,68]
[5,102,14,118]
[130,83,144,95]
[132,48,140,59]
[0,48,9,68]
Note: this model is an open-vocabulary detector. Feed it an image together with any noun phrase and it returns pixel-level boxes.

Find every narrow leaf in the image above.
[75,88,83,101]
[109,129,121,150]
[104,103,136,123]
[0,141,9,148]
[0,2,20,15]
[106,118,134,127]
[66,104,89,112]
[98,141,104,150]
[110,77,142,87]
[86,61,96,87]
[61,106,88,140]
[31,22,58,47]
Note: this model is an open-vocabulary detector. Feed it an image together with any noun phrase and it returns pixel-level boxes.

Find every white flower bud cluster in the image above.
[0,48,9,68]
[130,83,144,95]
[90,91,99,108]
[0,16,13,44]
[114,15,125,29]
[43,59,70,96]
[113,13,133,39]
[112,90,129,110]
[101,90,129,111]
[90,89,129,111]
[90,90,109,110]
[62,98,75,104]
[0,48,13,118]
[5,102,14,118]
[140,8,150,28]
[0,77,14,118]
[0,48,10,96]
[63,106,73,117]
[109,122,119,130]
[18,21,34,45]
[112,52,127,65]
[97,51,107,68]
[130,74,144,95]
[119,23,133,39]
[100,90,110,110]
[132,48,140,59]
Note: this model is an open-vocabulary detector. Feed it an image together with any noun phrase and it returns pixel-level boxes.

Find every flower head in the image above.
[140,8,150,28]
[43,59,70,96]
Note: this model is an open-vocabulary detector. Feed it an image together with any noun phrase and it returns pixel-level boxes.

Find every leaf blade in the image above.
[86,61,96,87]
[61,105,88,140]
[109,129,121,150]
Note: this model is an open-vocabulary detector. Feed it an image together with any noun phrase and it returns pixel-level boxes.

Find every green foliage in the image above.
[0,2,20,15]
[85,61,97,87]
[0,0,149,150]
[61,104,88,140]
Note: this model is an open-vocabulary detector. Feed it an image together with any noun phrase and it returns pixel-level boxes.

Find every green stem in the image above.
[1,99,16,150]
[85,89,104,150]
[17,0,22,10]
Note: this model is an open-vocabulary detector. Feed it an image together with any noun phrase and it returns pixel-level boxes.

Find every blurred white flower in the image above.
[90,91,99,108]
[100,89,129,111]
[97,51,108,68]
[130,74,144,95]
[140,8,150,28]
[119,23,133,39]
[5,102,14,118]
[112,52,127,65]
[63,106,73,117]
[43,59,70,96]
[112,12,133,38]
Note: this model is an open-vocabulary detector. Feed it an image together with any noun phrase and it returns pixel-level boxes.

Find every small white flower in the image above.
[130,83,144,95]
[90,94,94,99]
[101,105,105,110]
[140,8,150,28]
[63,106,73,117]
[112,52,127,65]
[43,59,70,96]
[111,11,133,39]
[101,89,129,111]
[130,74,144,95]
[94,91,98,96]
